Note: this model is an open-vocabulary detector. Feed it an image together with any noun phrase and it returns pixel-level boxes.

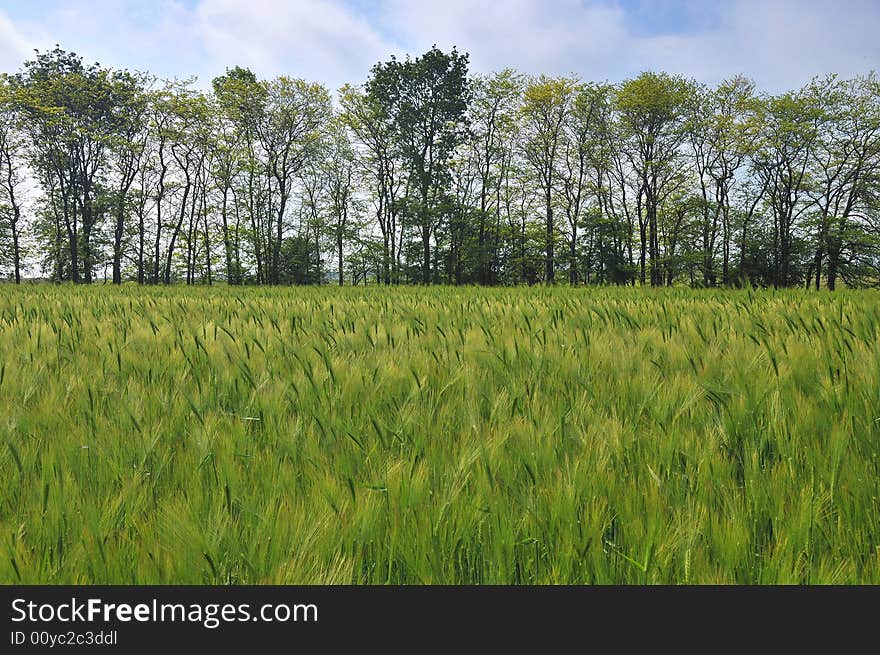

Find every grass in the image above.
[0,283,878,584]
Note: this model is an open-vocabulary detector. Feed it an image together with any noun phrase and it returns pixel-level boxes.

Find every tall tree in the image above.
[256,77,331,284]
[805,74,880,289]
[367,46,471,284]
[15,48,137,283]
[319,119,361,286]
[0,74,26,282]
[684,76,761,286]
[752,89,822,288]
[340,84,407,285]
[521,75,576,283]
[469,69,523,284]
[162,85,208,284]
[616,72,690,286]
[109,71,150,283]
[209,67,261,284]
[558,82,604,284]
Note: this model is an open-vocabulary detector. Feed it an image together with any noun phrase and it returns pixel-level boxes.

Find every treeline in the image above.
[1,46,879,288]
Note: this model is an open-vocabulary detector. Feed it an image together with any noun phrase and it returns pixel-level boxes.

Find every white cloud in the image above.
[379,0,880,91]
[0,11,35,73]
[195,0,399,91]
[0,0,878,93]
[630,0,880,90]
[1,1,205,80]
[380,0,631,80]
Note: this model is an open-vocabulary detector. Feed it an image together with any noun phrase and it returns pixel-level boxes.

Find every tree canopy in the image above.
[0,46,878,289]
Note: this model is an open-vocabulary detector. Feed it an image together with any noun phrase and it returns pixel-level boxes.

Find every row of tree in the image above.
[1,46,879,288]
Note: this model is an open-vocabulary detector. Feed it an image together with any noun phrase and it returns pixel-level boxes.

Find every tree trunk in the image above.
[112,196,126,284]
[274,187,285,285]
[422,222,431,285]
[154,146,167,284]
[2,151,21,283]
[827,243,839,291]
[721,186,731,286]
[137,203,145,285]
[545,186,554,283]
[220,187,233,283]
[203,191,212,285]
[81,192,93,284]
[165,178,190,284]
[11,207,20,284]
[337,230,344,287]
[639,221,647,286]
[64,183,80,284]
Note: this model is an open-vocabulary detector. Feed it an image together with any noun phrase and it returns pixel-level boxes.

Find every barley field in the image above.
[1,284,878,584]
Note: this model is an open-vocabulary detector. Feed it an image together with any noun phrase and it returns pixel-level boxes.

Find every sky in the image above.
[0,0,877,93]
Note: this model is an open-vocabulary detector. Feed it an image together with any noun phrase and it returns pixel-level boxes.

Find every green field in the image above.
[1,285,878,584]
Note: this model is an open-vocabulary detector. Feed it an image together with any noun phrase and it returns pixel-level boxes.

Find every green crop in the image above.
[1,284,878,584]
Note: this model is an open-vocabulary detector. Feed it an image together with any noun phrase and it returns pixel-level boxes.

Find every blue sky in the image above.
[1,1,877,92]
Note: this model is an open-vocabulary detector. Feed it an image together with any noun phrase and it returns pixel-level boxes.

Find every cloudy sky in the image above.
[0,0,877,93]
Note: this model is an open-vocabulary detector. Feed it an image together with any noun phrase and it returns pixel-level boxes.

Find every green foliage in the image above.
[366,46,471,173]
[277,235,321,284]
[616,72,691,138]
[2,47,879,289]
[366,46,471,283]
[1,285,879,583]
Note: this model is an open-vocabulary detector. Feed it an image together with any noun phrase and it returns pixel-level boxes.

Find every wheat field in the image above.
[1,284,878,583]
